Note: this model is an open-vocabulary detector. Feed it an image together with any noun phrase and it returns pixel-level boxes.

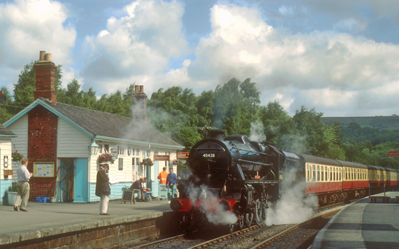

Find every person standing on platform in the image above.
[14,158,32,212]
[166,168,177,203]
[158,167,168,200]
[96,163,110,215]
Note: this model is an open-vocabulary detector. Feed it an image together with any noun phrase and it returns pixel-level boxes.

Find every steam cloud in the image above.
[249,121,266,142]
[188,185,237,225]
[266,168,318,225]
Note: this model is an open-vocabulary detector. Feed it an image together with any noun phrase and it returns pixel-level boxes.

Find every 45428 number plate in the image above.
[202,153,215,158]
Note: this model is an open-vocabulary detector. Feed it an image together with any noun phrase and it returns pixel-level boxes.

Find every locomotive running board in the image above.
[238,159,272,166]
[246,180,279,184]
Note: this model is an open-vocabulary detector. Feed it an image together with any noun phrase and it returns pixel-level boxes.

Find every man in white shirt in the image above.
[14,158,33,212]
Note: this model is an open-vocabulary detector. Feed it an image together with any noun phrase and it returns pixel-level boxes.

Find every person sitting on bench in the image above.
[130,177,151,201]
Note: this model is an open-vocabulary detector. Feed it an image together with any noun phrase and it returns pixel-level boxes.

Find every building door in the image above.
[60,159,74,202]
[74,158,88,202]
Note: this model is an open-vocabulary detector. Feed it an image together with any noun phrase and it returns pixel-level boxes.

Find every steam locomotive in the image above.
[170,130,399,232]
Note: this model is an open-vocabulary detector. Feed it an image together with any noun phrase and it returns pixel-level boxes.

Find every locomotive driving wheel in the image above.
[237,212,245,230]
[255,199,267,224]
[245,211,254,227]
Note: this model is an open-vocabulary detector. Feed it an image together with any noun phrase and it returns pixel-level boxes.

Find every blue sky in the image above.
[1,0,399,117]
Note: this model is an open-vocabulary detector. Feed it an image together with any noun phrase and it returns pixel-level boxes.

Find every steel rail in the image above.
[188,223,265,249]
[130,234,185,249]
[248,209,340,249]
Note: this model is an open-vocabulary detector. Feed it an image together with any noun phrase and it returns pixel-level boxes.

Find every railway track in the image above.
[249,209,339,249]
[128,200,350,249]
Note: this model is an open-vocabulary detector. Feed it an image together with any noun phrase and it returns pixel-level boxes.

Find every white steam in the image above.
[278,133,309,154]
[266,168,318,225]
[188,185,237,225]
[249,121,266,142]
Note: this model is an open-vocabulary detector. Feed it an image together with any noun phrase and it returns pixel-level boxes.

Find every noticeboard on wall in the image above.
[33,162,55,177]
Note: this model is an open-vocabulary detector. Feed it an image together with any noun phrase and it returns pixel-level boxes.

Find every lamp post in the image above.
[89,141,99,156]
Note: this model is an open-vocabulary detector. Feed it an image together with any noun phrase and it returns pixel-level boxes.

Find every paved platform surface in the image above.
[312,191,399,249]
[0,199,171,245]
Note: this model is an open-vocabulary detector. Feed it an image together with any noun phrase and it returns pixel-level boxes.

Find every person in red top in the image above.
[158,167,168,184]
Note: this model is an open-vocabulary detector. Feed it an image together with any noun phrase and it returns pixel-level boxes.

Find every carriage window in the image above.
[339,168,341,181]
[312,165,316,181]
[325,167,328,181]
[321,166,324,181]
[336,168,339,181]
[307,165,310,182]
[329,167,332,181]
[332,167,335,181]
[317,165,320,181]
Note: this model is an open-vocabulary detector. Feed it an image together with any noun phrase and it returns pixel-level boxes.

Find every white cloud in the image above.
[80,0,189,94]
[177,3,399,116]
[0,0,76,88]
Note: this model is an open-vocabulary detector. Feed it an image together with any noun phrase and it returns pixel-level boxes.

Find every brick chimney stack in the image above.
[34,51,57,105]
[132,85,147,121]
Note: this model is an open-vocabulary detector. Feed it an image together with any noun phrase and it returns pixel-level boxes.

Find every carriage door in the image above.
[60,159,75,202]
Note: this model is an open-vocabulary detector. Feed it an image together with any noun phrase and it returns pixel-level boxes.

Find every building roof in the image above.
[4,98,183,149]
[0,124,16,137]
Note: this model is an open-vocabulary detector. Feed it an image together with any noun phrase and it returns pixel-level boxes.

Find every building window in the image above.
[118,158,123,171]
[104,144,109,152]
[118,146,124,155]
[99,144,103,153]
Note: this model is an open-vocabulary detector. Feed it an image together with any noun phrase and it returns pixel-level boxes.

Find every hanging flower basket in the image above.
[12,151,23,161]
[98,152,114,164]
[172,160,178,165]
[141,158,153,166]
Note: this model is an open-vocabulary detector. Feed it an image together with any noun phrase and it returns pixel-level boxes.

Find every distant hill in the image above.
[321,115,399,130]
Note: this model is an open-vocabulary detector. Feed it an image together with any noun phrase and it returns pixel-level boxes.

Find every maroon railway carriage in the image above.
[301,154,343,204]
[340,161,369,199]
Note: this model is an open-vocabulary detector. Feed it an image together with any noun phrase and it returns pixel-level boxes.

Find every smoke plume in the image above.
[266,168,318,225]
[188,185,237,225]
[249,121,266,142]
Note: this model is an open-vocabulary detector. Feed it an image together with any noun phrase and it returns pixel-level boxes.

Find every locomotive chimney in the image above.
[34,50,57,105]
[132,85,147,121]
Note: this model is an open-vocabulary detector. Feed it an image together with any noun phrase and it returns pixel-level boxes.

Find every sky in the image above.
[1,0,399,117]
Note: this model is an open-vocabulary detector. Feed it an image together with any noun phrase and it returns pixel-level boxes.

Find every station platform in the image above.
[0,199,177,248]
[311,191,399,249]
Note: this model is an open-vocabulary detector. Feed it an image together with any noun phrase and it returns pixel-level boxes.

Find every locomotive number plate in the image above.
[203,153,215,158]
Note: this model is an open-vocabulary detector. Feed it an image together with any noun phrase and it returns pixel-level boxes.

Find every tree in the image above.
[13,61,62,108]
[213,78,261,135]
[0,87,14,123]
[260,101,294,143]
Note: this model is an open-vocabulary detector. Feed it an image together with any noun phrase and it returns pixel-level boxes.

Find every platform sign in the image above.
[177,152,189,159]
[388,151,399,157]
[154,155,170,161]
[159,184,167,199]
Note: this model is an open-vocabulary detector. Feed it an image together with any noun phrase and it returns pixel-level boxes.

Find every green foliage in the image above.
[213,78,261,135]
[260,101,294,143]
[8,183,18,192]
[0,87,14,123]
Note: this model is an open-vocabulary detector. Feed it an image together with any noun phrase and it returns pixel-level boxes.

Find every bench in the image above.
[369,196,391,203]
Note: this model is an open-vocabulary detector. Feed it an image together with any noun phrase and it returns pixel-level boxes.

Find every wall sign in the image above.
[33,162,55,177]
[177,152,189,159]
[110,147,118,159]
[153,155,170,161]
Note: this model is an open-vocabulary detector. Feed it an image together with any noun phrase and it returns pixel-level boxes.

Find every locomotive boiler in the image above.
[170,131,284,232]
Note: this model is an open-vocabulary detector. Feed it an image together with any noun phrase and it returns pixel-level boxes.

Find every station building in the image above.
[0,124,17,203]
[1,51,183,203]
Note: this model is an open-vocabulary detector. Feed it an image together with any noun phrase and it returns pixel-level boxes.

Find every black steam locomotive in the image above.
[170,130,399,233]
[170,130,284,232]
